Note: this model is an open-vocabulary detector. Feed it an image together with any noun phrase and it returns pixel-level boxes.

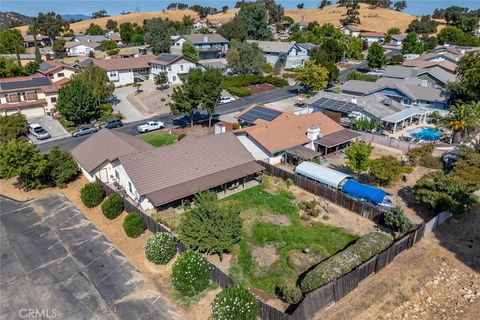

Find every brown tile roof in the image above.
[92,54,156,71]
[119,132,258,197]
[64,41,100,49]
[361,31,385,37]
[36,61,77,75]
[238,112,345,154]
[71,129,153,173]
[0,99,47,111]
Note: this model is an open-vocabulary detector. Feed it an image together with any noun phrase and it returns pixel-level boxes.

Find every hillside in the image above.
[17,4,419,35]
[0,11,33,29]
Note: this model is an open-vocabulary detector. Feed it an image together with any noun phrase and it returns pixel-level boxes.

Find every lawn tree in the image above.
[170,86,197,127]
[181,42,200,62]
[294,61,329,91]
[52,39,67,59]
[453,52,480,101]
[217,16,247,41]
[402,32,424,54]
[144,18,174,54]
[180,191,242,261]
[369,156,404,186]
[75,65,114,106]
[437,26,465,45]
[393,1,407,12]
[424,36,438,51]
[56,79,97,125]
[345,140,373,174]
[106,19,118,31]
[0,29,25,61]
[367,42,386,69]
[0,114,28,141]
[32,12,69,40]
[120,22,135,44]
[46,146,79,188]
[310,47,340,83]
[99,40,117,51]
[414,172,477,214]
[438,102,480,143]
[201,68,223,127]
[340,0,360,26]
[154,72,168,89]
[85,23,105,35]
[342,35,364,60]
[226,39,266,75]
[385,27,400,43]
[237,2,272,40]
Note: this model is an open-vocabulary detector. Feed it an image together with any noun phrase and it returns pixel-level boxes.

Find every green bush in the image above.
[100,103,113,113]
[418,155,443,169]
[279,284,303,305]
[211,284,259,320]
[145,232,177,264]
[346,70,379,82]
[383,206,414,233]
[171,250,211,297]
[101,195,124,219]
[80,182,105,208]
[369,156,404,186]
[407,144,435,166]
[123,213,147,238]
[300,232,392,293]
[227,86,251,97]
[223,75,288,89]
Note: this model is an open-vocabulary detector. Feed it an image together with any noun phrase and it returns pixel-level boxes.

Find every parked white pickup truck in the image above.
[28,123,51,140]
[136,121,165,133]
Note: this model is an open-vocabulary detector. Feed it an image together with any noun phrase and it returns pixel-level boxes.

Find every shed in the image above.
[295,161,351,189]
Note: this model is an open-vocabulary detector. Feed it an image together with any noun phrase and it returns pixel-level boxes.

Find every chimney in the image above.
[214,122,226,135]
[203,35,208,43]
[306,126,321,150]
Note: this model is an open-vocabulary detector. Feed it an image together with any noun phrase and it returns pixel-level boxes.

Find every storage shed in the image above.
[295,161,351,189]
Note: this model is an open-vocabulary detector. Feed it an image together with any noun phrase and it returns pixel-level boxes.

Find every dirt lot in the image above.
[0,177,219,320]
[315,206,480,320]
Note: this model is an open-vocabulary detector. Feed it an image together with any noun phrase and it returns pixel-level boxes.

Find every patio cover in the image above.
[146,161,264,206]
[315,130,361,148]
[381,108,429,124]
[286,145,321,160]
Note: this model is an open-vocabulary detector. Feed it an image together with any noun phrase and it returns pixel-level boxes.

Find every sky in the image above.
[1,0,480,17]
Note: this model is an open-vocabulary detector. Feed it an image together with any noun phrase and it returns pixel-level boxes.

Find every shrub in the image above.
[286,178,293,188]
[346,70,379,82]
[211,284,259,320]
[171,250,211,297]
[300,232,392,293]
[403,166,414,174]
[418,155,443,169]
[100,103,113,113]
[101,195,124,219]
[80,182,105,208]
[278,188,295,200]
[106,49,119,56]
[279,284,303,305]
[407,144,435,166]
[145,232,177,264]
[263,62,274,73]
[369,156,404,186]
[383,206,414,233]
[227,86,251,97]
[298,199,321,217]
[223,75,288,89]
[232,122,240,130]
[123,213,147,238]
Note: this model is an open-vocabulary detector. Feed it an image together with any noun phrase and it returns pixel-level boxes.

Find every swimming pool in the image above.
[408,127,441,141]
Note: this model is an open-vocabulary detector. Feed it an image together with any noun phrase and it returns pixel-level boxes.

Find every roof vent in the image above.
[382,98,392,106]
[351,98,357,104]
[421,79,428,87]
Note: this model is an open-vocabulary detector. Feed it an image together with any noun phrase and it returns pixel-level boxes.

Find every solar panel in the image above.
[39,62,55,71]
[239,106,282,122]
[0,77,52,90]
[155,53,177,62]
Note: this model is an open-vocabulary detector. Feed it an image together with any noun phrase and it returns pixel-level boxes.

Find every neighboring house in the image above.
[106,31,122,44]
[23,35,51,48]
[0,54,38,66]
[235,104,291,127]
[402,59,457,74]
[35,61,77,84]
[71,58,93,69]
[0,75,63,117]
[72,35,108,43]
[149,53,197,84]
[361,31,385,44]
[198,58,229,74]
[417,51,461,63]
[390,34,406,46]
[65,41,100,57]
[382,65,456,88]
[173,34,229,60]
[298,42,316,57]
[92,55,155,86]
[341,25,361,37]
[340,77,451,109]
[247,40,308,68]
[72,130,264,210]
[235,110,360,164]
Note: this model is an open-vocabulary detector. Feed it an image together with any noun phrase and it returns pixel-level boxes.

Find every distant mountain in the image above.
[62,14,91,22]
[0,11,33,29]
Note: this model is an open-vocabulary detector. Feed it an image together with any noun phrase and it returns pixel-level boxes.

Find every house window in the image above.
[109,71,117,77]
[50,97,57,103]
[167,66,172,71]
[173,76,177,82]
[115,170,120,179]
[128,181,133,194]
[6,93,19,103]
[25,92,37,101]
[180,64,184,71]
[57,72,65,77]
[48,74,54,79]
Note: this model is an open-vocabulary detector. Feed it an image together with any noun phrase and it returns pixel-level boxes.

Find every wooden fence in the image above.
[357,131,421,151]
[96,179,451,320]
[259,161,386,222]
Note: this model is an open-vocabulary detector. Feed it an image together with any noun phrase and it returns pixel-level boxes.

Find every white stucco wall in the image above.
[150,59,196,84]
[67,45,96,57]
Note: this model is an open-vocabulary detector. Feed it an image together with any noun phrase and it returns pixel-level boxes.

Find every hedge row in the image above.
[226,86,251,97]
[223,75,288,89]
[300,232,392,293]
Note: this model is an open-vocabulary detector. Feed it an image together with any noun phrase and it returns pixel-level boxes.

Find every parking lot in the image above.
[27,116,70,144]
[0,194,178,320]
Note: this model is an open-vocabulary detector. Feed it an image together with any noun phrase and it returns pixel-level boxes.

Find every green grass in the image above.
[139,131,178,147]
[222,186,357,294]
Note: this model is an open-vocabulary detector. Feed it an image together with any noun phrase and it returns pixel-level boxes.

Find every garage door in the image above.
[21,106,45,118]
[5,109,20,116]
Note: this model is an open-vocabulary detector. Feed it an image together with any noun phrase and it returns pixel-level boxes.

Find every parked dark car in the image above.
[100,119,123,129]
[71,126,98,137]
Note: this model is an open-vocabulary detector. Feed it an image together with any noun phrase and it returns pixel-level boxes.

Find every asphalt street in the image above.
[0,194,178,320]
[37,84,301,152]
[339,48,402,80]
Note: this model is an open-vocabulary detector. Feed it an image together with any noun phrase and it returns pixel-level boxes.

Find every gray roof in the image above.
[0,54,36,60]
[65,41,100,49]
[0,76,52,91]
[74,35,108,43]
[381,108,430,123]
[119,133,258,198]
[417,66,456,84]
[383,65,415,79]
[247,40,296,54]
[180,34,228,44]
[340,80,378,95]
[391,34,406,41]
[198,58,228,70]
[71,129,153,173]
[419,51,460,63]
[38,62,56,71]
[298,42,316,51]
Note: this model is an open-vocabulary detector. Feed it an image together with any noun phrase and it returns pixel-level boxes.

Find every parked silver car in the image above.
[71,126,98,137]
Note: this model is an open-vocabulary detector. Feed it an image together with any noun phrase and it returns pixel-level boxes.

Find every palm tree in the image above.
[438,102,480,143]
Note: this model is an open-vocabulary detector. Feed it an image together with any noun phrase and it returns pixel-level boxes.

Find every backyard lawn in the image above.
[220,185,357,294]
[139,131,180,147]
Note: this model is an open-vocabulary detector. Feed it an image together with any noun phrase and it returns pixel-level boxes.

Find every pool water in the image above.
[408,127,441,141]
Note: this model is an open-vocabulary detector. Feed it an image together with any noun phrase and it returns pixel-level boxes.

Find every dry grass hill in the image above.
[18,4,421,35]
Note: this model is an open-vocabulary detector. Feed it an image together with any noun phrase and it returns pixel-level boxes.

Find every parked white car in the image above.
[219,96,235,104]
[28,123,51,140]
[136,121,165,133]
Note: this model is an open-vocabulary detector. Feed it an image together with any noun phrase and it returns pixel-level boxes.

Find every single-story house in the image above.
[149,53,197,84]
[72,130,264,210]
[23,34,52,48]
[247,40,308,68]
[417,51,461,63]
[341,25,361,37]
[198,58,229,73]
[0,75,64,117]
[390,34,406,46]
[35,61,77,84]
[172,34,229,60]
[72,35,108,43]
[235,111,360,164]
[298,42,316,56]
[65,41,100,57]
[106,32,122,44]
[92,54,155,86]
[235,104,291,126]
[402,59,457,74]
[361,31,385,44]
[382,65,456,88]
[0,54,38,66]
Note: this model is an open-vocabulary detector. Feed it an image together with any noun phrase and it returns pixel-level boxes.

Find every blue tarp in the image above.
[341,180,387,205]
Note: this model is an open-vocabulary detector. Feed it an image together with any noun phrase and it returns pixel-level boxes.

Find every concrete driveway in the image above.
[28,116,70,144]
[0,194,178,320]
[111,85,149,123]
